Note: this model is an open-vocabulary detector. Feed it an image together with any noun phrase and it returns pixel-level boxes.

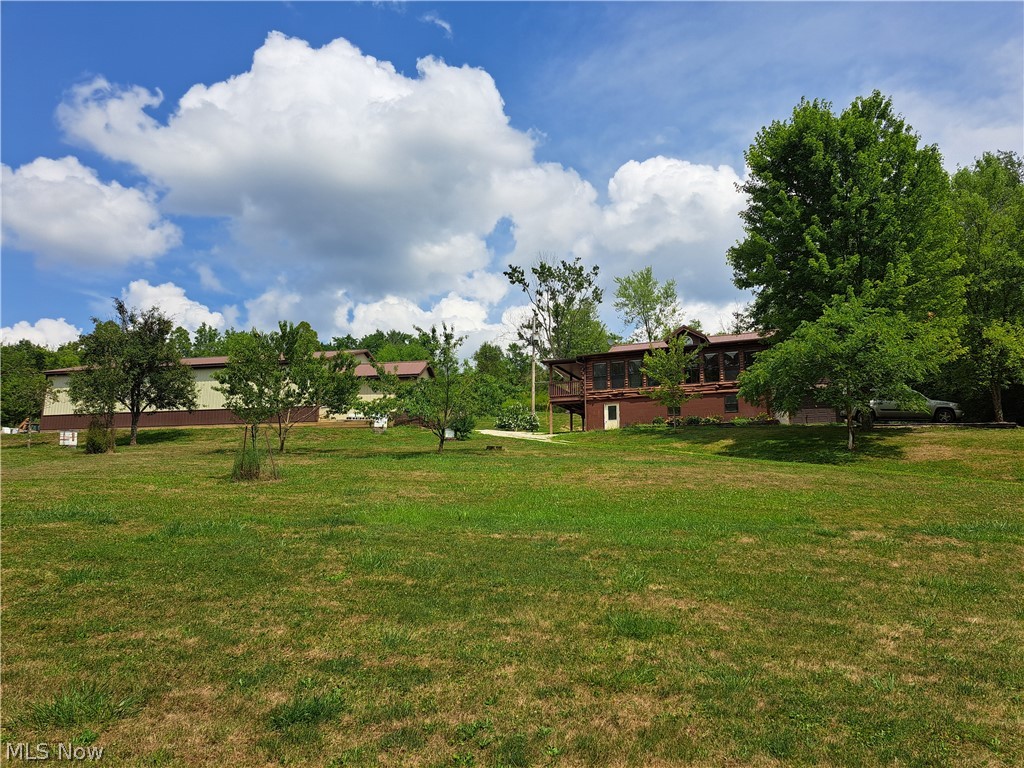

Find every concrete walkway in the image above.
[476,429,563,442]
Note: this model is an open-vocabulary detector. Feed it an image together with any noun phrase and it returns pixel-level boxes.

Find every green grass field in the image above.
[2,424,1022,767]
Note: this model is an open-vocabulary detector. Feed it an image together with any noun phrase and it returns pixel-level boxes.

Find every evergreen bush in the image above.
[83,420,112,454]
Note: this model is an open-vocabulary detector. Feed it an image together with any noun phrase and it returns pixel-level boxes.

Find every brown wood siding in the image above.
[583,392,766,430]
[39,406,321,432]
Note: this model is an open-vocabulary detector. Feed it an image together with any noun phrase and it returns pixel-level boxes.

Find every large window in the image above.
[725,394,739,413]
[703,352,720,384]
[685,360,700,384]
[743,350,757,371]
[627,359,643,388]
[593,362,608,390]
[610,361,625,389]
[724,351,741,381]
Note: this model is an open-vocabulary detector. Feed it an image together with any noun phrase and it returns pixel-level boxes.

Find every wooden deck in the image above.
[549,379,583,402]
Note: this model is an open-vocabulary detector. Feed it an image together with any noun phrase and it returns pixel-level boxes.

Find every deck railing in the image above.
[549,379,583,399]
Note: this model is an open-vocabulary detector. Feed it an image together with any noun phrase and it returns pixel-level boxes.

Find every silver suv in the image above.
[863,390,963,424]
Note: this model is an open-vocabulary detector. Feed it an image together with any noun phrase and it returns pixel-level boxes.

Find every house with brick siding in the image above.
[543,326,835,432]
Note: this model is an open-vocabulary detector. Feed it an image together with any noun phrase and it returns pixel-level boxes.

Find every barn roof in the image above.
[354,361,432,378]
[44,349,382,376]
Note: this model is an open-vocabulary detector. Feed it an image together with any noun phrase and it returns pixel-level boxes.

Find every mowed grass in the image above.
[1,423,1022,767]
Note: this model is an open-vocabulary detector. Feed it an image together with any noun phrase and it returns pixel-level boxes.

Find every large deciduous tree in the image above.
[191,322,232,357]
[69,300,198,446]
[613,267,683,343]
[950,151,1024,422]
[728,91,963,340]
[726,92,966,446]
[739,294,955,450]
[504,255,611,359]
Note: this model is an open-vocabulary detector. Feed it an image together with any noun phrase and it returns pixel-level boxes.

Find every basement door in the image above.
[604,403,620,430]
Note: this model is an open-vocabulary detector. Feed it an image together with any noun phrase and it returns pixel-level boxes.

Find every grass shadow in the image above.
[117,429,191,446]
[642,425,909,465]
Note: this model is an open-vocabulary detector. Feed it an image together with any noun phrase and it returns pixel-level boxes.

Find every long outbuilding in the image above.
[40,350,432,431]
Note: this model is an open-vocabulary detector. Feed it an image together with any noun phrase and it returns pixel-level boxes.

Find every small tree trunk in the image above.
[264,427,279,479]
[437,431,446,453]
[106,414,116,453]
[130,416,139,446]
[991,381,1004,422]
[846,408,856,451]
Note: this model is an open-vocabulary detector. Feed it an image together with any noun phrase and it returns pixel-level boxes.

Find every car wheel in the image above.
[933,408,955,424]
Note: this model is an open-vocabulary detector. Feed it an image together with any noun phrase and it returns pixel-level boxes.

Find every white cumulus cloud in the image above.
[591,157,748,306]
[333,291,510,356]
[120,279,227,332]
[244,287,302,332]
[1,156,181,267]
[56,33,535,299]
[194,263,226,292]
[1,318,82,348]
[53,32,753,344]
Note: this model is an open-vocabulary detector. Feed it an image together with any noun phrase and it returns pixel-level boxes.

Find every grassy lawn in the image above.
[1,423,1022,767]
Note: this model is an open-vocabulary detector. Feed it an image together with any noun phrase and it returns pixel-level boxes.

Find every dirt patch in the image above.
[904,443,962,462]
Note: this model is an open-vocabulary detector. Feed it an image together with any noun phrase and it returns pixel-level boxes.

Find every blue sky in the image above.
[2,1,1022,351]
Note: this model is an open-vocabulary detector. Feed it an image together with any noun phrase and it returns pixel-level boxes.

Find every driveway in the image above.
[476,429,562,442]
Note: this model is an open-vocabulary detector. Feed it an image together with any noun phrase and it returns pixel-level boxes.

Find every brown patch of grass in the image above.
[848,530,887,541]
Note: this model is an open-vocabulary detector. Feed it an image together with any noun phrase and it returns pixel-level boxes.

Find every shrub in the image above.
[83,420,112,454]
[730,417,752,427]
[449,412,476,441]
[495,404,540,432]
[232,443,262,481]
[651,416,665,425]
[677,414,725,426]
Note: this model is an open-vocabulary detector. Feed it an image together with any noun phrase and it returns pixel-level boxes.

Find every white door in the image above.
[604,403,620,430]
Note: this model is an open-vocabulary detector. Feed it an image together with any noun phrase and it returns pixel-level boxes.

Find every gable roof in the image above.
[606,328,764,355]
[45,349,376,376]
[354,361,432,378]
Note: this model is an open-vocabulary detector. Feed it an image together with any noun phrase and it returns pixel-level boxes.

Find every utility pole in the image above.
[530,318,537,416]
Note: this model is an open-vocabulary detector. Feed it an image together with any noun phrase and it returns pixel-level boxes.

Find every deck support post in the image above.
[548,400,553,435]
